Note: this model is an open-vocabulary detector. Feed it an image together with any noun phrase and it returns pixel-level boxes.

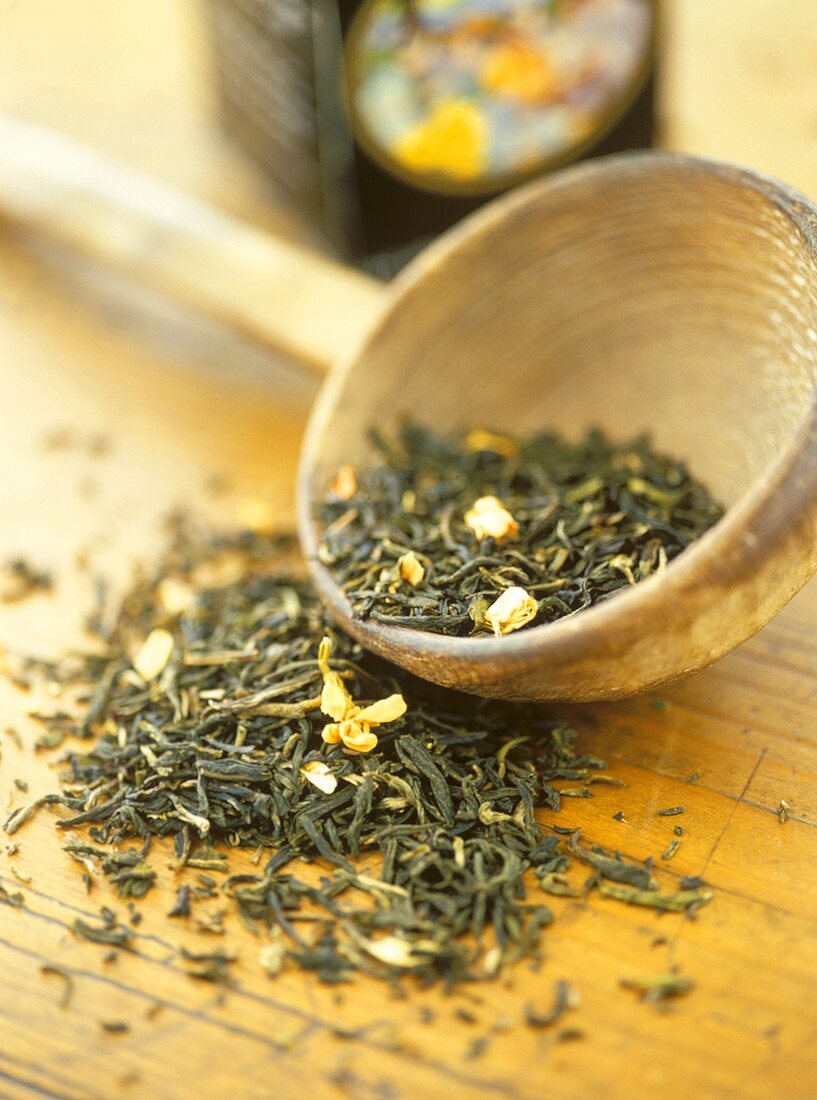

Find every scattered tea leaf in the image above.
[568,835,653,889]
[41,964,73,1008]
[621,971,695,1003]
[4,794,62,835]
[72,914,131,948]
[22,518,716,994]
[168,884,191,918]
[599,882,711,913]
[180,947,235,983]
[525,980,576,1029]
[0,883,24,908]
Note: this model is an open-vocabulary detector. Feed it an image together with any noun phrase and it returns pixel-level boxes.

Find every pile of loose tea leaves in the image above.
[9,521,711,987]
[317,422,724,636]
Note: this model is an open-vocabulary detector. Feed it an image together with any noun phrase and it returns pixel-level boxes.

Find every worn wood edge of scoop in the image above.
[297,152,817,703]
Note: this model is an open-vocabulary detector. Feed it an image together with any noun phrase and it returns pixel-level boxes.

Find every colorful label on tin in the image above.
[345,0,653,195]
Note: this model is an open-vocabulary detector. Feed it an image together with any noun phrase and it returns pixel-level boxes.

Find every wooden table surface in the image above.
[1,3,816,1098]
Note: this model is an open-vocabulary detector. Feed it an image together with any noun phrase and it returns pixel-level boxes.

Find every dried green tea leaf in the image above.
[30,518,714,992]
[180,947,236,983]
[4,794,63,835]
[318,423,723,635]
[621,971,695,1002]
[41,964,73,1008]
[525,980,577,1028]
[0,883,25,908]
[569,835,653,889]
[599,882,712,913]
[73,916,131,948]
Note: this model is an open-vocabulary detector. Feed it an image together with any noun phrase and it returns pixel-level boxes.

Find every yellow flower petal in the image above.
[321,672,355,722]
[330,464,358,501]
[394,98,488,181]
[397,550,425,587]
[338,721,378,753]
[464,429,519,459]
[300,761,338,795]
[133,628,174,681]
[321,723,342,745]
[482,42,558,105]
[484,587,538,637]
[355,694,407,726]
[316,636,404,753]
[317,636,333,677]
[465,496,519,542]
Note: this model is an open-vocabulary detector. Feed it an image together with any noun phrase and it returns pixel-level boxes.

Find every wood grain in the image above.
[1,2,817,1098]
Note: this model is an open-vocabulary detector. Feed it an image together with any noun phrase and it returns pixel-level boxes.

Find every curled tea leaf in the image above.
[598,882,712,912]
[41,964,73,1008]
[525,980,577,1029]
[621,971,694,1002]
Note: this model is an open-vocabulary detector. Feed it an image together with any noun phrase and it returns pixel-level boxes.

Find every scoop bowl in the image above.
[299,153,817,701]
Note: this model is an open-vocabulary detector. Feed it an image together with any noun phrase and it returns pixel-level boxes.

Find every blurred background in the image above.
[1,1,815,270]
[1,0,816,638]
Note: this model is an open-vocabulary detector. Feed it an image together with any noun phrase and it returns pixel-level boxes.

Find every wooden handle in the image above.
[0,115,385,374]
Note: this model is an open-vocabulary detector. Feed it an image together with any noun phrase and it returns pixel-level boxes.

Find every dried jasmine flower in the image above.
[157,577,196,616]
[397,550,425,587]
[300,761,338,795]
[484,587,538,637]
[464,495,519,542]
[132,629,174,682]
[318,637,406,753]
[329,465,358,501]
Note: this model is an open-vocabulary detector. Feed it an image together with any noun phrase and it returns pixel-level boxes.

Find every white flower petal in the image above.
[133,629,174,681]
[301,761,338,795]
[484,587,538,637]
[464,496,519,542]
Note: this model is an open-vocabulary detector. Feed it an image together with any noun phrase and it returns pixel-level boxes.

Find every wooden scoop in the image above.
[2,116,817,702]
